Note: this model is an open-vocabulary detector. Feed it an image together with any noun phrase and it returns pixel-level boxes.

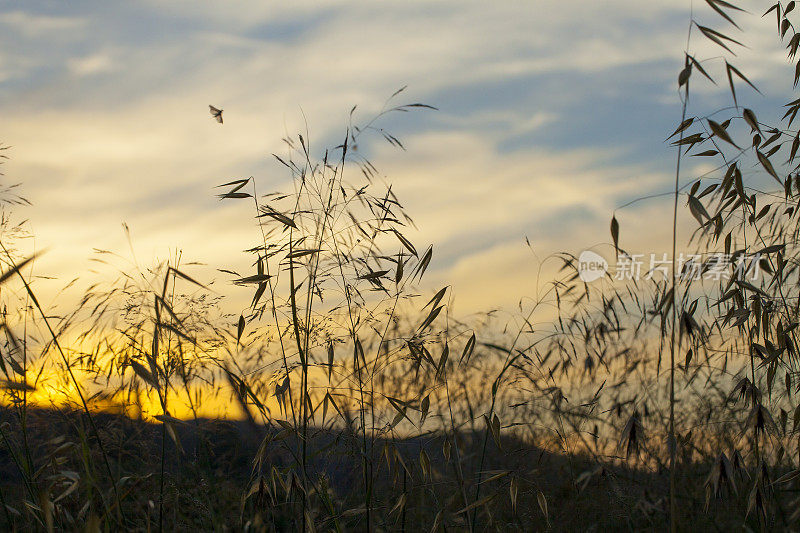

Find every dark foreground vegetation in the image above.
[4,1,800,531]
[0,406,783,531]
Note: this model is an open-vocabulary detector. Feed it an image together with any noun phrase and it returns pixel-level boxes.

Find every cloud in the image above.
[0,10,85,36]
[2,1,789,317]
[68,53,116,77]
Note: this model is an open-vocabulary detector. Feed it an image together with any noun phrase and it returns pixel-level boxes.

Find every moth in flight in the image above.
[209,105,223,124]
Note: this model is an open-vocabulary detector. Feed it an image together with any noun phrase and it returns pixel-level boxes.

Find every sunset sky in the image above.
[1,1,795,316]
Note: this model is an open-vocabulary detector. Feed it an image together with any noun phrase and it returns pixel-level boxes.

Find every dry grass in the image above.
[2,1,800,531]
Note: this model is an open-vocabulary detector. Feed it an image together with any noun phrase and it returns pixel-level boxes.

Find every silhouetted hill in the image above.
[0,405,763,531]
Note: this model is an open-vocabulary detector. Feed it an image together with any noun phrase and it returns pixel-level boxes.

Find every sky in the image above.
[0,0,796,318]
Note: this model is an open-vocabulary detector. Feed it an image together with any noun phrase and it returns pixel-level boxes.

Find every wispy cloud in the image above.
[68,53,116,77]
[2,1,791,314]
[0,10,85,36]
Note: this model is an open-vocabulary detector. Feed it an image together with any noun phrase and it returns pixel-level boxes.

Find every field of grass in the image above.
[3,1,800,531]
[0,406,780,531]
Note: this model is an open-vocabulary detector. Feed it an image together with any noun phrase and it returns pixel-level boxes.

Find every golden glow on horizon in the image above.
[0,368,257,421]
